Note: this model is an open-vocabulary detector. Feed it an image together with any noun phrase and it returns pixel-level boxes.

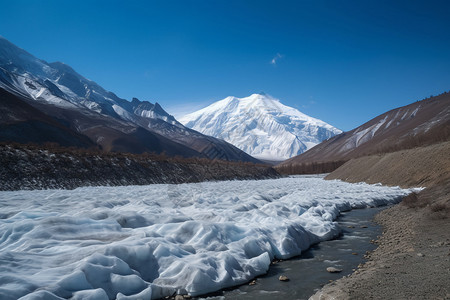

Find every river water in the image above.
[199,206,384,300]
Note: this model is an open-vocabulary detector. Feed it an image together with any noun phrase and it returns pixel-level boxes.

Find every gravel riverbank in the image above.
[311,201,450,300]
[311,142,450,300]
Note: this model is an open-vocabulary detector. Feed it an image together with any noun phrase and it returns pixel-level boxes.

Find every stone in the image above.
[175,295,184,300]
[249,280,256,286]
[271,259,283,265]
[279,275,290,281]
[327,267,343,273]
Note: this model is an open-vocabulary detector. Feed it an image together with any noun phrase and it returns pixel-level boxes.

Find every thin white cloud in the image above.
[166,101,211,120]
[302,98,317,109]
[270,53,283,66]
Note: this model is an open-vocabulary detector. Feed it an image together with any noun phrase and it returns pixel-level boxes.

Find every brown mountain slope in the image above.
[28,100,203,157]
[276,92,450,174]
[0,87,95,148]
[326,141,450,188]
[0,87,202,157]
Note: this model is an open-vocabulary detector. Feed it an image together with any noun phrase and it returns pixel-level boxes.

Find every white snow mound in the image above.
[0,176,413,299]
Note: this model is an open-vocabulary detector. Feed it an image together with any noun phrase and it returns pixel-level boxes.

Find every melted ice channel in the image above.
[0,176,413,299]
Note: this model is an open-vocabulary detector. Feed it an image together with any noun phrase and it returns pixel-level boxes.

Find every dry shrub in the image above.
[276,160,346,175]
[430,203,447,212]
[429,202,450,219]
[401,192,429,208]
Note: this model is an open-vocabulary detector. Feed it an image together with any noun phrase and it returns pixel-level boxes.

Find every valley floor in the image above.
[311,142,450,300]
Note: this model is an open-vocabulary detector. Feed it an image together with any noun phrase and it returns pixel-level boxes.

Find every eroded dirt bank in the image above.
[0,144,279,190]
[325,141,450,188]
[311,141,450,300]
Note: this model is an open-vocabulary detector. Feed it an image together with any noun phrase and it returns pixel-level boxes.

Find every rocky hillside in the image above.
[0,144,279,191]
[276,92,450,174]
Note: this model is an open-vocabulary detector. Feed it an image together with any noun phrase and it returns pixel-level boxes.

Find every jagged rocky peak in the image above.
[131,97,178,125]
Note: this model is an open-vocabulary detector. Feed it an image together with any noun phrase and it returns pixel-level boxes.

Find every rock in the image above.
[279,275,290,281]
[271,259,283,265]
[361,225,368,228]
[417,253,425,257]
[249,280,256,286]
[352,252,358,255]
[175,295,184,300]
[327,267,343,273]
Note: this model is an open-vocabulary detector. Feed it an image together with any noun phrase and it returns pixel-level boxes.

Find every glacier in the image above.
[179,93,343,161]
[0,176,414,299]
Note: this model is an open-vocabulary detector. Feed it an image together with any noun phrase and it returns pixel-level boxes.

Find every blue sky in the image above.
[1,0,449,131]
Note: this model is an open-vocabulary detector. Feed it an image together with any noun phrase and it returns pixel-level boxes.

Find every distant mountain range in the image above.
[276,92,450,173]
[180,93,342,161]
[0,36,259,163]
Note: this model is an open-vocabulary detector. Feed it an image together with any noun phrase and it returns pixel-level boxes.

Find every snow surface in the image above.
[179,94,342,160]
[0,176,414,299]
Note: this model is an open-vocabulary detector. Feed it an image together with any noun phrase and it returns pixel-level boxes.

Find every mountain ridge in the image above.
[0,36,260,163]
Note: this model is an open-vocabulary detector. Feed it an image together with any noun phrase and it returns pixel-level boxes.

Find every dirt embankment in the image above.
[325,141,450,188]
[0,144,279,191]
[311,141,450,300]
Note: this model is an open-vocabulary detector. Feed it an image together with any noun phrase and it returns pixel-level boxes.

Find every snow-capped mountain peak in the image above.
[179,93,342,161]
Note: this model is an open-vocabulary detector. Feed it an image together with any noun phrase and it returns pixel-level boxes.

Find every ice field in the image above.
[0,176,415,299]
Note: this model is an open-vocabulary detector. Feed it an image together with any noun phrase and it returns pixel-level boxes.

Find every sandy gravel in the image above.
[311,203,450,300]
[310,142,450,300]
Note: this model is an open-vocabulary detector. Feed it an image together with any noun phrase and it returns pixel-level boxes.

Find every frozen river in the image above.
[0,176,414,299]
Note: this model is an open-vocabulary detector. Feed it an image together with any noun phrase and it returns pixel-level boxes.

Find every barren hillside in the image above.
[276,92,450,174]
